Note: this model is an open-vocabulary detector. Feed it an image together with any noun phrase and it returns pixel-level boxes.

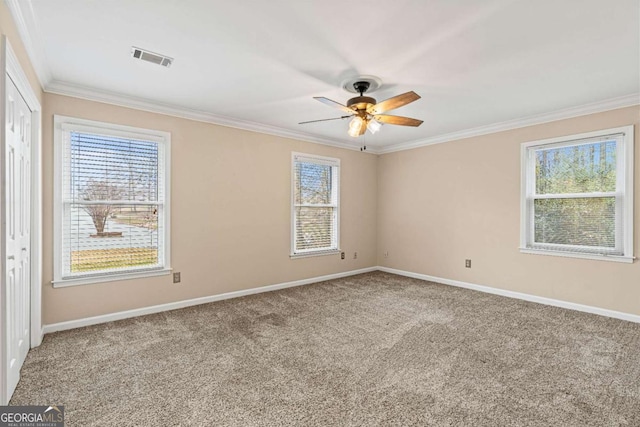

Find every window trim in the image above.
[290,152,340,259]
[519,125,634,263]
[52,115,172,287]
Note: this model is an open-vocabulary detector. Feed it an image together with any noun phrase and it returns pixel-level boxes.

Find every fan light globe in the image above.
[348,116,365,137]
[367,118,382,134]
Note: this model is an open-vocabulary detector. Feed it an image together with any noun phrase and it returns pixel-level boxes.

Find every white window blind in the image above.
[521,126,634,261]
[291,153,340,256]
[54,116,171,284]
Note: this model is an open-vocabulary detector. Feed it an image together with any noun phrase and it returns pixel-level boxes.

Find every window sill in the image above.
[519,248,634,264]
[290,249,341,260]
[52,268,173,288]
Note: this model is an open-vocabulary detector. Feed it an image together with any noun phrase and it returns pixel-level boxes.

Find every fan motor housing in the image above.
[347,96,376,111]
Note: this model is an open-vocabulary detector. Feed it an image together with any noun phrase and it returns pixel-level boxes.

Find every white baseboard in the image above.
[42,265,640,335]
[378,266,640,324]
[43,267,378,334]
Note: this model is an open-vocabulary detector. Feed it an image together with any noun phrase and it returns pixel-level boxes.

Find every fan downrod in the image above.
[353,81,370,96]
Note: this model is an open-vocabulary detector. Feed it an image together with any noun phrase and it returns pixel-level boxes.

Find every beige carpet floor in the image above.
[10,272,640,426]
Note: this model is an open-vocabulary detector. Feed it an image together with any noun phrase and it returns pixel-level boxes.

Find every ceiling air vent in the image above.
[131,47,173,68]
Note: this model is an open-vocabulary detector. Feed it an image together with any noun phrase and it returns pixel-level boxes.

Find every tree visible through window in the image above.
[521,127,633,260]
[54,116,170,283]
[292,153,339,256]
[534,140,616,247]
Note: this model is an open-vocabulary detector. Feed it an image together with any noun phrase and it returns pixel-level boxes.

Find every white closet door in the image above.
[4,73,31,399]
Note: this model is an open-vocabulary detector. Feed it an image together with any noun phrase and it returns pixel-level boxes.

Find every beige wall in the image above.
[42,93,378,324]
[38,98,640,323]
[0,1,42,104]
[378,106,640,316]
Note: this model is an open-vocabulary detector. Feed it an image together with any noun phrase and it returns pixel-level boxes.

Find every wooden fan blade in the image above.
[368,91,420,114]
[299,116,351,125]
[314,97,357,115]
[374,115,423,127]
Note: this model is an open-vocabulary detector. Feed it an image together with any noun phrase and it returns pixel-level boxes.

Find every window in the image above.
[53,116,171,286]
[291,153,340,258]
[520,126,634,262]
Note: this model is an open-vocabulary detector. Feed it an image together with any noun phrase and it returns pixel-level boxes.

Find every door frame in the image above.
[1,36,42,405]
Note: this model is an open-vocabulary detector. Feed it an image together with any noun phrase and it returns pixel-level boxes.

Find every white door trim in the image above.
[1,36,42,405]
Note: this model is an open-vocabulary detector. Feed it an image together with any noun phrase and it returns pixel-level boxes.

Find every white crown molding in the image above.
[44,80,376,153]
[4,0,52,88]
[46,78,638,156]
[378,93,640,154]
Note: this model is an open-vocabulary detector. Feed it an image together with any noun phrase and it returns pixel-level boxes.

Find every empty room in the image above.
[1,0,639,425]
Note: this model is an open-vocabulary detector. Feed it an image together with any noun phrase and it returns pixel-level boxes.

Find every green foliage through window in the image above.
[535,140,616,195]
[522,127,635,258]
[532,140,618,249]
[534,197,615,248]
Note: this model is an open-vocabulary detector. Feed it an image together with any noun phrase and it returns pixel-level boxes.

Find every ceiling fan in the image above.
[300,81,423,137]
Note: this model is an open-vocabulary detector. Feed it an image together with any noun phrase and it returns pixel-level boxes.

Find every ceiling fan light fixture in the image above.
[348,116,365,137]
[303,86,422,139]
[367,118,382,134]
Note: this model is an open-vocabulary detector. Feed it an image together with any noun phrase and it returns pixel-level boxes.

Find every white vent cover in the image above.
[131,47,173,67]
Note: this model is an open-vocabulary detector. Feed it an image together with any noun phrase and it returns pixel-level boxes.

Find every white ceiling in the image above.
[14,0,640,151]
